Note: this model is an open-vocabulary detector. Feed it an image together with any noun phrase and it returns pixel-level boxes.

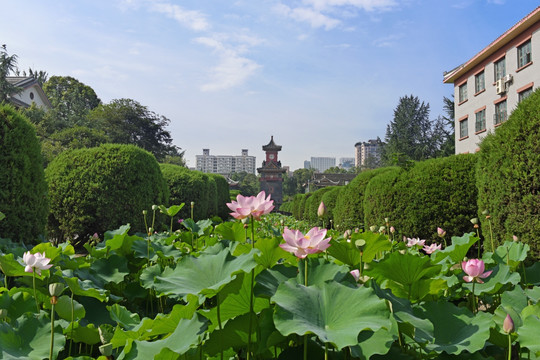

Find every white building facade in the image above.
[310,157,336,173]
[196,149,256,175]
[354,139,381,167]
[444,6,540,154]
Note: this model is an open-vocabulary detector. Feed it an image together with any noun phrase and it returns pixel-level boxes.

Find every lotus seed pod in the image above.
[49,283,64,297]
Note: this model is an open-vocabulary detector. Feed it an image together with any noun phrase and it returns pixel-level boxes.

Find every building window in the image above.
[494,100,507,125]
[494,57,506,81]
[519,87,533,102]
[517,40,532,68]
[458,83,468,103]
[475,71,485,94]
[459,118,469,139]
[475,109,486,132]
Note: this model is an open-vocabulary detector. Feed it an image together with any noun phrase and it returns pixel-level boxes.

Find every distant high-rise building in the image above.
[310,157,336,172]
[339,157,355,170]
[196,149,256,174]
[304,160,311,169]
[355,139,382,167]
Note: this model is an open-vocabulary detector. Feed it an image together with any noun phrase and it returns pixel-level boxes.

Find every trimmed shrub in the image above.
[47,144,168,243]
[297,193,311,220]
[307,187,336,225]
[303,193,316,221]
[477,88,540,257]
[363,167,403,232]
[365,155,478,241]
[334,168,393,230]
[206,175,218,218]
[0,105,48,243]
[321,186,342,226]
[160,164,210,221]
[209,173,230,219]
[291,194,304,219]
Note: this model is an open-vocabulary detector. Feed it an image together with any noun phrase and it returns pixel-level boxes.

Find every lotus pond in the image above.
[1,210,539,360]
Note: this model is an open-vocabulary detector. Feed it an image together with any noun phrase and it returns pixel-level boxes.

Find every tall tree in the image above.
[0,45,21,102]
[87,98,182,161]
[43,75,101,129]
[383,95,435,164]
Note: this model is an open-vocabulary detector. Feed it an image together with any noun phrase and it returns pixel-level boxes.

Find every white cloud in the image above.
[195,36,261,92]
[304,0,398,12]
[149,2,210,31]
[372,33,403,47]
[274,3,341,30]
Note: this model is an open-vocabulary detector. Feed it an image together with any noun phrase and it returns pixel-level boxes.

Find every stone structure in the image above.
[257,136,286,208]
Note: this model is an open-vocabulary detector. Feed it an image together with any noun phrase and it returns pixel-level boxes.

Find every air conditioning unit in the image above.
[496,79,505,94]
[503,74,513,83]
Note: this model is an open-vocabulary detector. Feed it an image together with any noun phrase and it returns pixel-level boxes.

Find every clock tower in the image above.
[258,136,286,208]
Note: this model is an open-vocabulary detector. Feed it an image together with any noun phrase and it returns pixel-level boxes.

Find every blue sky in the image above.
[2,0,538,170]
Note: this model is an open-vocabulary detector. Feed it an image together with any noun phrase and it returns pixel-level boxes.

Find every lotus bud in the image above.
[512,235,518,242]
[152,205,158,211]
[99,343,113,357]
[384,217,389,224]
[437,227,446,237]
[390,226,395,233]
[355,228,359,233]
[191,201,195,207]
[317,202,327,218]
[503,314,514,333]
[369,225,377,232]
[343,229,351,239]
[142,210,148,215]
[49,283,64,297]
[0,309,7,320]
[379,226,386,233]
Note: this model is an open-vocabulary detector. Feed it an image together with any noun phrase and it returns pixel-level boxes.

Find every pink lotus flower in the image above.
[279,227,331,259]
[437,227,446,237]
[503,314,514,333]
[390,226,395,234]
[406,238,426,247]
[23,251,52,275]
[461,259,493,283]
[423,243,442,254]
[317,202,327,218]
[350,269,360,282]
[226,191,274,220]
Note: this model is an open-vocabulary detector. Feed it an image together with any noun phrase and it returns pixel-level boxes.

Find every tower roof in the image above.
[262,136,282,151]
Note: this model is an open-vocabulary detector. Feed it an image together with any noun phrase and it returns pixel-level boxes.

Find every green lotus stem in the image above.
[476,228,481,257]
[247,215,256,360]
[359,252,363,277]
[217,293,223,360]
[50,301,55,360]
[487,219,494,252]
[170,216,173,234]
[32,269,39,312]
[507,333,512,360]
[69,292,74,356]
[324,343,328,360]
[472,282,477,314]
[304,258,308,360]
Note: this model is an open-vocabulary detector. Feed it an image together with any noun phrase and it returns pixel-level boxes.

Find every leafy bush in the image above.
[209,173,230,219]
[46,144,168,243]
[477,88,540,256]
[321,186,342,225]
[303,193,316,221]
[160,164,211,221]
[0,105,48,244]
[297,193,311,220]
[291,194,304,219]
[363,167,403,232]
[365,155,478,241]
[333,168,393,230]
[206,175,218,218]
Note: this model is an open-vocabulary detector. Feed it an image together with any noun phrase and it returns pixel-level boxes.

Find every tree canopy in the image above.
[0,45,20,103]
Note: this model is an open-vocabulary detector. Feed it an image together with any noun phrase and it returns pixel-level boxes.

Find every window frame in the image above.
[475,71,485,94]
[494,100,507,125]
[459,116,469,139]
[517,39,532,69]
[494,57,506,81]
[475,108,486,133]
[458,83,468,103]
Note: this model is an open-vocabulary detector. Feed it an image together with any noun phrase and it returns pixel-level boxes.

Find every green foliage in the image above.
[160,163,213,221]
[477,88,540,257]
[230,171,259,197]
[0,45,20,102]
[0,105,48,243]
[306,186,336,225]
[206,175,218,218]
[297,193,311,220]
[365,155,477,241]
[321,187,341,224]
[333,167,393,230]
[364,167,403,230]
[291,193,304,219]
[43,75,101,129]
[87,98,181,162]
[209,173,231,219]
[46,144,168,243]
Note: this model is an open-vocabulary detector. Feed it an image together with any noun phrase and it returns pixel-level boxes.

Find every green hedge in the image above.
[206,175,218,218]
[364,155,477,241]
[291,194,304,219]
[477,88,540,256]
[160,164,211,221]
[209,173,230,219]
[0,105,48,244]
[297,193,311,220]
[320,186,342,226]
[333,168,393,230]
[47,144,168,243]
[307,187,336,225]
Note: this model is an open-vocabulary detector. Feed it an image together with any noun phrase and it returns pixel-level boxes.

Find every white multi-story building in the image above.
[443,6,540,154]
[310,157,336,173]
[196,149,256,175]
[354,139,381,167]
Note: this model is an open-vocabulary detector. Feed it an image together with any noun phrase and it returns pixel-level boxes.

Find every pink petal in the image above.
[479,270,493,279]
[463,275,473,282]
